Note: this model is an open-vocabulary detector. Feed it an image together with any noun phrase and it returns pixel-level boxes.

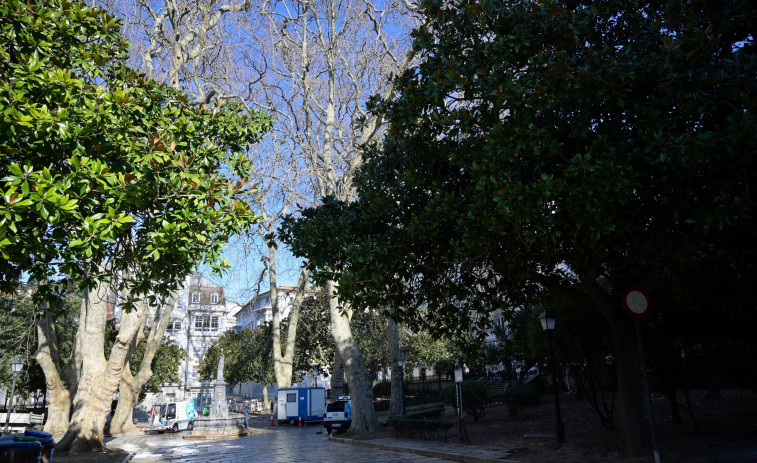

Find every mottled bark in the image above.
[57,283,149,452]
[331,349,345,395]
[326,280,377,433]
[111,294,178,435]
[387,318,403,417]
[36,314,71,439]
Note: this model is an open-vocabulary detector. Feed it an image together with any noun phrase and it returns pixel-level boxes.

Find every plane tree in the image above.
[282,0,756,455]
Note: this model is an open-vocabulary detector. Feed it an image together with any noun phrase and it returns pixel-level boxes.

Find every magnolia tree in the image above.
[280,0,756,455]
[0,0,270,451]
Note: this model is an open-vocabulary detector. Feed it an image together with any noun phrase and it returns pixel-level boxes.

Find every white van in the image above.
[323,396,352,434]
[146,399,196,433]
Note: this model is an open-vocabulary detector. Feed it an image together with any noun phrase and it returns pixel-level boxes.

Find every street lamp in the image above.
[397,357,406,415]
[454,362,464,442]
[309,361,318,388]
[184,311,192,400]
[420,361,426,404]
[539,310,566,444]
[4,358,24,434]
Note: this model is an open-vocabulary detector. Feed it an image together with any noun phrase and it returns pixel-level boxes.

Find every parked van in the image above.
[145,399,196,433]
[323,396,352,434]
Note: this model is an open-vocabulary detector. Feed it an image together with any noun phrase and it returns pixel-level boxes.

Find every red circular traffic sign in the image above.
[622,287,651,318]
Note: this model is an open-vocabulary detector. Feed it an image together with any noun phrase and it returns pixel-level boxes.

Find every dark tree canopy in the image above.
[282,0,756,454]
[284,0,756,340]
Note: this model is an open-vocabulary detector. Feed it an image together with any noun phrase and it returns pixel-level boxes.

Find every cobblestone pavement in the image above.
[106,418,515,463]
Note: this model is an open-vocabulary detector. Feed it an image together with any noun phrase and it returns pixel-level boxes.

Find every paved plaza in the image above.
[106,418,513,463]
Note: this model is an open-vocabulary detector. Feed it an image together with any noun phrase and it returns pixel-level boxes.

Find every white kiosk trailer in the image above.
[276,387,326,425]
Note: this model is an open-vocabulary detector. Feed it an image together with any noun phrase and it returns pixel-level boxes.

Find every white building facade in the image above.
[157,274,238,405]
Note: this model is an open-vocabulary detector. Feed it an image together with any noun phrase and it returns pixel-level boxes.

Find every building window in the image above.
[194,315,219,332]
[167,320,182,334]
[210,293,219,304]
[191,293,201,304]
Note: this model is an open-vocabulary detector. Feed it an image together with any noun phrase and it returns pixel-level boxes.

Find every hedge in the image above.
[392,418,453,441]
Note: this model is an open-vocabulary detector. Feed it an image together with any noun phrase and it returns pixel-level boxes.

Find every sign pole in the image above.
[636,318,661,463]
[622,287,661,463]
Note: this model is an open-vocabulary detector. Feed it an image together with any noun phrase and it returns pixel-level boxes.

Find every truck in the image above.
[275,387,326,426]
[143,399,196,433]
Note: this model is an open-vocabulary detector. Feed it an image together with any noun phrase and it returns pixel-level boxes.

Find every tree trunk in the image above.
[584,278,649,457]
[387,318,403,417]
[110,374,140,435]
[111,295,177,435]
[36,314,71,439]
[610,316,649,457]
[326,280,377,433]
[269,246,290,388]
[262,383,269,410]
[57,282,148,452]
[331,349,345,396]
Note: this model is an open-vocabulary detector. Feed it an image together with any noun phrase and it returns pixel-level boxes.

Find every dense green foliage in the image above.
[282,0,755,450]
[199,326,275,387]
[0,0,271,307]
[440,380,489,420]
[283,0,756,339]
[130,336,186,400]
[372,380,393,398]
[0,285,79,400]
[502,383,540,417]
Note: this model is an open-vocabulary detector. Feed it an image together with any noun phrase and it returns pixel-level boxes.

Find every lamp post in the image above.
[454,362,464,442]
[539,310,566,444]
[420,361,426,404]
[397,357,406,415]
[4,358,24,434]
[184,311,192,400]
[309,362,318,388]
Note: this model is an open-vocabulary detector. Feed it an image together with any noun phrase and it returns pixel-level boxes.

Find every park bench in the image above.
[2,412,45,433]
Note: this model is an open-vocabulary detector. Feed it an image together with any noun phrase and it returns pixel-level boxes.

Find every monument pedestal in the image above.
[185,354,250,439]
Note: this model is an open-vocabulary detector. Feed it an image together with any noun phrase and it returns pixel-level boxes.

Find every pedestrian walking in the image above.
[243,402,251,429]
[270,400,275,415]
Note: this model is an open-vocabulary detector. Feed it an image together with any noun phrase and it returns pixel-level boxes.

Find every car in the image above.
[323,396,352,434]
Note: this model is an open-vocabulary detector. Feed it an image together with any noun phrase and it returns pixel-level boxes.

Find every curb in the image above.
[121,451,134,463]
[328,436,521,463]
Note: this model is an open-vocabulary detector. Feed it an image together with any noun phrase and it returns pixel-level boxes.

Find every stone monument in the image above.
[186,349,248,439]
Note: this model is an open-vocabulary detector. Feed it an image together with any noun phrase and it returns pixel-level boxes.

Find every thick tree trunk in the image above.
[610,316,649,457]
[111,295,177,435]
[36,314,71,439]
[326,280,377,433]
[387,318,403,417]
[584,278,649,457]
[331,349,345,395]
[57,283,148,452]
[110,374,140,435]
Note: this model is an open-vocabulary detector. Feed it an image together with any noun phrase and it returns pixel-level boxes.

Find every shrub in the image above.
[440,380,489,420]
[504,383,540,417]
[372,380,392,398]
[392,418,453,441]
[405,403,445,420]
